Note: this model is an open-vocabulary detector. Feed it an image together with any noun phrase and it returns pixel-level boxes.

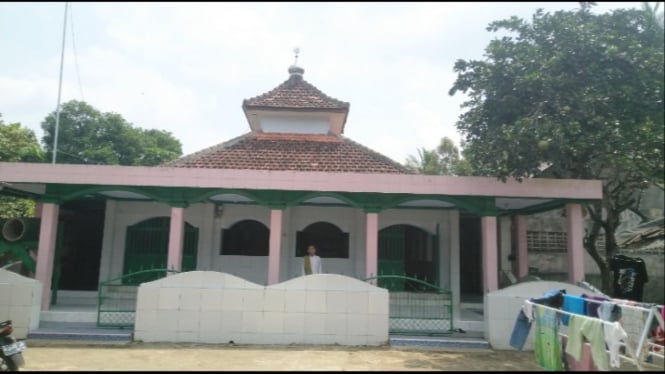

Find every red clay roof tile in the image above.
[243,74,350,111]
[165,132,412,174]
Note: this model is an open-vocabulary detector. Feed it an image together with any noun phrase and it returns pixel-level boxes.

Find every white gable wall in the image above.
[261,115,329,134]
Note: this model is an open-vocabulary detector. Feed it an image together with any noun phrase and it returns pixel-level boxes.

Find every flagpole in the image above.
[52,2,68,164]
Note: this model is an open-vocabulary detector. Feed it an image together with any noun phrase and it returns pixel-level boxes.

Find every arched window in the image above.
[296,221,349,258]
[221,219,269,256]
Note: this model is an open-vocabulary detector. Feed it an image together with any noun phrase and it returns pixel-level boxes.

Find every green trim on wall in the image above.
[286,191,360,208]
[40,183,596,216]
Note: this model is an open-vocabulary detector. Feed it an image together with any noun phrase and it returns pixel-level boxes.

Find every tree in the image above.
[405,147,441,175]
[0,114,44,217]
[642,2,664,29]
[448,3,664,292]
[41,100,182,166]
[405,137,474,176]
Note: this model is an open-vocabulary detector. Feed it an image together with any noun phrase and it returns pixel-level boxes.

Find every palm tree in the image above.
[405,147,441,175]
[642,2,664,29]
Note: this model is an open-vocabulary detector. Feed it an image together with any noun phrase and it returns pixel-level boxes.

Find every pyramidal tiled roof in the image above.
[242,67,350,111]
[164,132,412,174]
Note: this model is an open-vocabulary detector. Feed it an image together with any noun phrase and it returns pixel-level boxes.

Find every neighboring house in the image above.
[515,186,664,304]
[0,63,603,332]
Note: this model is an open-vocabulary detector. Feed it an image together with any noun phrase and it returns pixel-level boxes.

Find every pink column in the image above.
[514,215,528,279]
[35,203,59,310]
[268,209,283,285]
[33,202,43,218]
[166,207,185,273]
[365,212,379,279]
[566,203,585,283]
[481,216,499,293]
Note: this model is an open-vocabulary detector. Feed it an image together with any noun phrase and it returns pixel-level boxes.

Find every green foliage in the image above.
[448,3,664,292]
[0,114,44,162]
[0,196,34,218]
[41,100,183,166]
[449,6,664,184]
[405,137,474,176]
[0,114,43,218]
[405,147,442,175]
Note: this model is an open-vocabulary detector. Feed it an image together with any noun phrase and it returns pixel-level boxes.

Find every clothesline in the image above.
[524,298,663,371]
[571,296,664,363]
[524,299,622,327]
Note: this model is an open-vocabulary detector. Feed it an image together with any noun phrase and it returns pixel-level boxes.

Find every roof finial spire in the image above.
[288,47,305,79]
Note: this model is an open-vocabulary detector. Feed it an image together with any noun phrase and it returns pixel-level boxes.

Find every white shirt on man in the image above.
[302,255,323,275]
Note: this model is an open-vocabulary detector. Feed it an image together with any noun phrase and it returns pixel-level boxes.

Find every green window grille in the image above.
[122,217,198,284]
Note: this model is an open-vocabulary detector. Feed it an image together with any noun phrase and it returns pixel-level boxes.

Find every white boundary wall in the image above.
[485,280,596,350]
[0,269,42,339]
[134,271,389,346]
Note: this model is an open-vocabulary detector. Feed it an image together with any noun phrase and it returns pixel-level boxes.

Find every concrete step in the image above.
[28,321,132,342]
[54,290,99,306]
[454,320,484,334]
[40,309,97,323]
[390,334,490,349]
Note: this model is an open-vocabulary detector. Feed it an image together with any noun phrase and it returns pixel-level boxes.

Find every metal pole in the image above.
[52,2,68,164]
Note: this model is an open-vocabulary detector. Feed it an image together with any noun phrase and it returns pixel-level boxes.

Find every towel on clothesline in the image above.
[510,309,532,350]
[534,304,563,371]
[562,294,587,326]
[566,314,609,371]
[561,335,598,371]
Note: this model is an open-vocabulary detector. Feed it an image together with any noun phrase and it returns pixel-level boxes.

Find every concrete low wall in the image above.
[134,271,389,346]
[485,281,595,351]
[0,269,42,339]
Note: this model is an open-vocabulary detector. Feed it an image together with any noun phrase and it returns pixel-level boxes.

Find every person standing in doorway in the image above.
[302,244,323,275]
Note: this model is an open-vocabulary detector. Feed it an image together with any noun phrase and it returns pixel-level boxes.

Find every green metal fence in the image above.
[363,274,453,335]
[97,268,180,328]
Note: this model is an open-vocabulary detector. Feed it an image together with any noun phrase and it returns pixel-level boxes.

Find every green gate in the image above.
[378,226,406,291]
[364,274,453,335]
[97,268,180,328]
[123,217,198,284]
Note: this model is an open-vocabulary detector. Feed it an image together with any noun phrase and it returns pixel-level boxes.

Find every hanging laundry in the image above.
[523,301,534,323]
[604,321,628,368]
[533,289,566,309]
[510,309,533,350]
[654,306,664,353]
[565,315,609,371]
[583,294,610,318]
[609,255,648,302]
[620,305,648,360]
[533,304,563,371]
[598,301,622,323]
[562,294,587,326]
[561,335,597,371]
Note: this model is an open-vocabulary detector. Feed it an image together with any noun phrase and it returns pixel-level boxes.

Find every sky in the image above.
[0,2,649,164]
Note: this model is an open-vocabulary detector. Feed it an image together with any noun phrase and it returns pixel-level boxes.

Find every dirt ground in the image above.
[20,341,544,371]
